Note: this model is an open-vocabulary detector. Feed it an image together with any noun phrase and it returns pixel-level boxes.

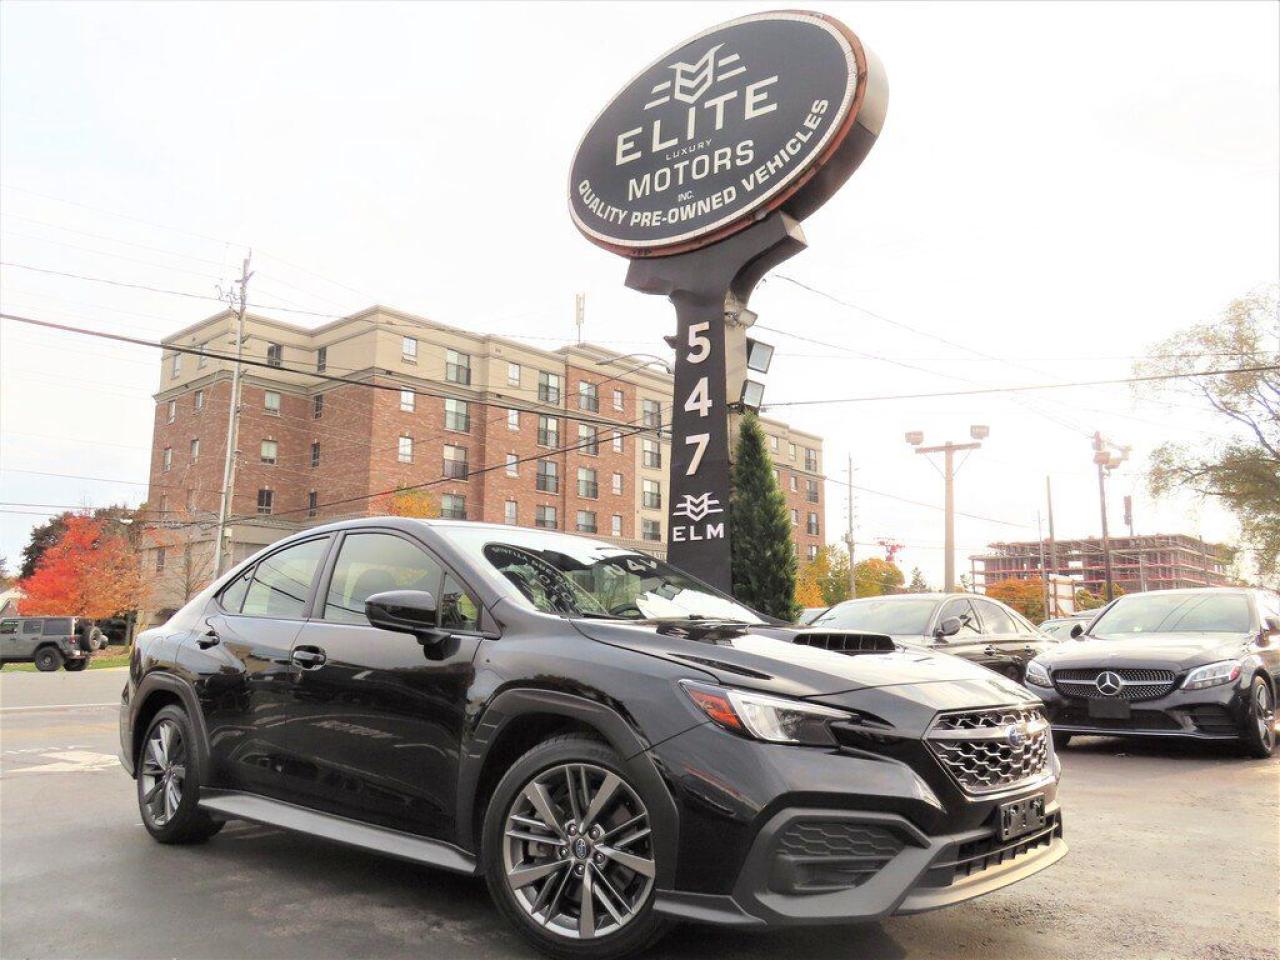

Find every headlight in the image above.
[1182,660,1241,690]
[1024,660,1052,688]
[680,681,846,745]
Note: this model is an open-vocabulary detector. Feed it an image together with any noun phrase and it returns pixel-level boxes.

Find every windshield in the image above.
[811,598,936,635]
[443,525,765,623]
[1089,593,1252,637]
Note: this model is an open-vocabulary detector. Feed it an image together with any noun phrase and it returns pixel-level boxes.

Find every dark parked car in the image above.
[0,616,92,671]
[1025,588,1280,758]
[1037,613,1095,640]
[810,593,1053,682]
[120,519,1065,959]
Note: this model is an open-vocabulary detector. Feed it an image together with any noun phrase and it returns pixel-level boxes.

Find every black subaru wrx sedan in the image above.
[1025,588,1280,758]
[120,519,1065,959]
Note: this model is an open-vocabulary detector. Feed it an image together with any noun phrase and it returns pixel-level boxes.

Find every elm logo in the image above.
[672,493,723,522]
[644,44,748,109]
[670,492,725,543]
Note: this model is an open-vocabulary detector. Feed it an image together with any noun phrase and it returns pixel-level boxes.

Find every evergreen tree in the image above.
[730,414,799,620]
[906,567,931,593]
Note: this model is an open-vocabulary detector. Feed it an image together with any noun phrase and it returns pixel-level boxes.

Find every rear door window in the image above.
[241,538,329,619]
[42,618,72,636]
[22,620,42,634]
[975,599,1019,636]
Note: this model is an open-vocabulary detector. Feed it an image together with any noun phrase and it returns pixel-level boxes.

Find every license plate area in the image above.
[1088,697,1131,720]
[998,794,1046,841]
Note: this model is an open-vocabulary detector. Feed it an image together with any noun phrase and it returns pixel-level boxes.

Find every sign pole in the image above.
[625,212,806,591]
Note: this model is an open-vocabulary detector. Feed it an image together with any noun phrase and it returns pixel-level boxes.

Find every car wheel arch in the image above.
[129,674,211,781]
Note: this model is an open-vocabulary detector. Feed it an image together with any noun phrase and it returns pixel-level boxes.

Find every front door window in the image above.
[321,533,445,625]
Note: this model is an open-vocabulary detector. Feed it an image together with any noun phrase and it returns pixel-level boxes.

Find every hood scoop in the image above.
[654,620,751,642]
[792,631,897,655]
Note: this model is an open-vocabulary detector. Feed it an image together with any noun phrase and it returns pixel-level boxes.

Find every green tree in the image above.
[1075,584,1125,610]
[818,545,852,606]
[854,557,905,597]
[906,567,931,593]
[730,413,799,620]
[20,512,73,579]
[1137,287,1280,586]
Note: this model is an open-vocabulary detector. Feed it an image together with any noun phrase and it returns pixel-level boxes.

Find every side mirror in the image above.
[934,616,962,641]
[1070,623,1084,639]
[1259,616,1280,646]
[365,590,447,645]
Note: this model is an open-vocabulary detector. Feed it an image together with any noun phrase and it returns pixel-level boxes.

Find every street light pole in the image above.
[1092,431,1129,602]
[212,252,252,578]
[908,426,988,593]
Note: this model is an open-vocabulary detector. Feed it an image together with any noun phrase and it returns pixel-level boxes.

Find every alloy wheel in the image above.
[502,762,655,940]
[1256,682,1276,749]
[140,719,187,827]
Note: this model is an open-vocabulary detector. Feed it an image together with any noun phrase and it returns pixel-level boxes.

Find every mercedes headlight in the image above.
[1182,660,1241,690]
[680,681,846,745]
[1025,659,1052,688]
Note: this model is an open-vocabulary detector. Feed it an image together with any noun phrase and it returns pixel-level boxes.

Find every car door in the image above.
[193,535,332,801]
[932,597,991,666]
[18,619,43,658]
[280,528,486,839]
[972,598,1034,681]
[0,618,20,660]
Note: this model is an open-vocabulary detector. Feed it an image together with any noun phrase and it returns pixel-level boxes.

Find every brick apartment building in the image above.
[973,534,1234,595]
[141,306,825,623]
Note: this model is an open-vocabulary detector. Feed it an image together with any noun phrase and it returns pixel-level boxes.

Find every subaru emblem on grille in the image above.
[1095,671,1124,696]
[1006,723,1028,748]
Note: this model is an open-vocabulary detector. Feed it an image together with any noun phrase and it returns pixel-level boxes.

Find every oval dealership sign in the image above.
[569,11,887,258]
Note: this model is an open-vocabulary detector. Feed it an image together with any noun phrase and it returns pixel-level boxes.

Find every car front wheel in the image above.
[1242,675,1276,759]
[483,735,669,960]
[34,648,63,672]
[137,705,223,843]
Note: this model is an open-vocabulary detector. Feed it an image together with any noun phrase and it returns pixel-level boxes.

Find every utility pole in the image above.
[1045,476,1060,615]
[908,426,988,593]
[212,252,252,577]
[1092,431,1129,602]
[1037,511,1050,619]
[845,453,856,599]
[1125,494,1147,592]
[574,292,585,345]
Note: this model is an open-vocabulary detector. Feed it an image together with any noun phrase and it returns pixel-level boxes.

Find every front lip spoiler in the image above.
[1052,725,1239,741]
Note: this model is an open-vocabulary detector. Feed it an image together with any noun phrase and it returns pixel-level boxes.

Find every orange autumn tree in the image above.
[986,578,1047,622]
[794,560,825,609]
[18,516,143,619]
[378,487,440,518]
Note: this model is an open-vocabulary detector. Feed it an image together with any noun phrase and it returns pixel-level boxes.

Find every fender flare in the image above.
[455,688,680,886]
[125,671,211,780]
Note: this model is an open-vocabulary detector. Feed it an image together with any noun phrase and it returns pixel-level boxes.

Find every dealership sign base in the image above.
[569,11,888,589]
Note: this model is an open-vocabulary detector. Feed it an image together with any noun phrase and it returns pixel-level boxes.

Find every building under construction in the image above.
[973,534,1234,596]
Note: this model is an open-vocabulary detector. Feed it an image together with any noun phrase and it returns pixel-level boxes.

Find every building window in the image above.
[805,447,818,472]
[157,494,167,516]
[641,398,661,428]
[193,389,204,411]
[402,337,418,363]
[446,349,471,385]
[807,544,819,561]
[445,398,470,432]
[400,389,415,412]
[576,510,597,534]
[265,391,281,416]
[162,447,172,472]
[611,514,622,538]
[612,389,624,412]
[316,346,327,372]
[313,395,324,419]
[440,494,466,519]
[504,500,518,525]
[577,467,598,499]
[166,399,176,424]
[789,442,797,460]
[505,453,519,477]
[189,438,200,462]
[806,479,820,503]
[538,415,559,448]
[611,433,624,454]
[769,435,779,453]
[642,479,661,510]
[260,439,278,464]
[536,460,559,494]
[642,518,661,542]
[578,424,598,455]
[443,444,468,479]
[577,381,598,412]
[772,468,780,484]
[538,371,561,404]
[266,343,282,368]
[156,547,166,573]
[507,362,521,386]
[311,441,321,467]
[197,345,208,369]
[307,491,318,518]
[611,472,623,495]
[398,436,414,464]
[170,353,181,379]
[807,513,820,536]
[789,474,798,492]
[507,409,520,431]
[257,489,274,515]
[790,508,799,527]
[642,438,661,469]
[535,505,557,529]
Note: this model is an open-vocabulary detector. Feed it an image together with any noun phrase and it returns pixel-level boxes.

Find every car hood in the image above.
[1039,632,1253,671]
[573,619,1024,699]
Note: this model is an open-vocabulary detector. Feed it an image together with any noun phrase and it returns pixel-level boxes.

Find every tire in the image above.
[482,735,670,960]
[1241,675,1276,759]
[34,647,63,672]
[1052,730,1072,751]
[137,705,224,844]
[64,659,89,672]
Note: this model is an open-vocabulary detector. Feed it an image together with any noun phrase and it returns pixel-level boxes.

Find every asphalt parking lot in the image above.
[1,667,1277,960]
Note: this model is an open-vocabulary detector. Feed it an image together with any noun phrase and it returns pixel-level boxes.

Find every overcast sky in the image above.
[1,1,1277,585]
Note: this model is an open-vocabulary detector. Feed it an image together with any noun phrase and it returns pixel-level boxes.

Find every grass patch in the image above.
[3,650,132,672]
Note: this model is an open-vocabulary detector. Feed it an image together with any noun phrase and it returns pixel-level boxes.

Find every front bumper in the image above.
[1035,679,1250,740]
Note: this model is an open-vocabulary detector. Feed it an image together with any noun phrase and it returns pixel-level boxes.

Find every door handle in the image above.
[198,622,221,649]
[291,645,327,669]
[984,645,998,656]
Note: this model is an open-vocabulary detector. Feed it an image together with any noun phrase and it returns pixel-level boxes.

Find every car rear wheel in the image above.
[137,705,223,843]
[34,647,63,672]
[482,735,669,960]
[1241,675,1276,759]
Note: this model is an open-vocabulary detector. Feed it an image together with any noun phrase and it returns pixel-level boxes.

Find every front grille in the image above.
[1052,668,1176,702]
[792,632,896,655]
[1055,705,1182,731]
[771,821,904,893]
[926,705,1050,795]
